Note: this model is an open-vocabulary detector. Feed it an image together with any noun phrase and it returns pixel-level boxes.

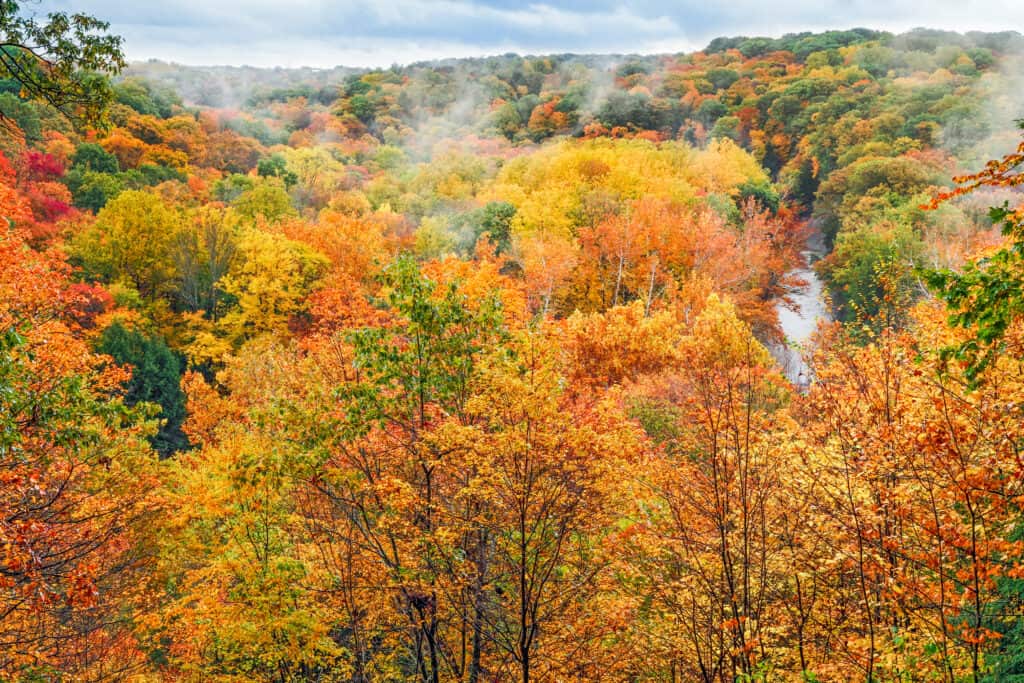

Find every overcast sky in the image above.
[34,1,1024,68]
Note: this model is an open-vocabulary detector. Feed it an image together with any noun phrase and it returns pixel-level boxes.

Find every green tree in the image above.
[705,67,740,91]
[710,114,741,142]
[112,77,178,117]
[319,255,506,682]
[212,172,254,203]
[820,223,922,329]
[232,178,296,221]
[925,203,1024,383]
[979,524,1024,682]
[66,168,123,211]
[72,142,120,173]
[256,152,298,187]
[787,156,819,214]
[450,200,517,255]
[814,155,938,244]
[0,90,37,138]
[0,0,125,128]
[477,200,515,253]
[98,321,187,455]
[924,124,1024,383]
[172,206,240,317]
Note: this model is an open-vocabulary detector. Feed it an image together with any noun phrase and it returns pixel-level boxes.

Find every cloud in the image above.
[34,0,1024,68]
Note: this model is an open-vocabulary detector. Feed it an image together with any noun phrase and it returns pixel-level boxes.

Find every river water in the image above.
[771,225,831,386]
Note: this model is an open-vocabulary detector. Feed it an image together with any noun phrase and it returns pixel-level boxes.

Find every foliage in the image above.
[97,320,188,455]
[0,223,158,680]
[70,189,182,298]
[4,14,1024,681]
[0,0,125,128]
[925,123,1024,382]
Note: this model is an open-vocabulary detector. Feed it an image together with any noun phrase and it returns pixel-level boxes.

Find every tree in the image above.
[204,130,263,174]
[66,168,122,211]
[215,226,329,345]
[924,123,1024,382]
[70,189,181,298]
[0,1,125,128]
[100,129,148,169]
[803,310,1024,681]
[819,221,923,329]
[257,152,297,187]
[814,154,939,245]
[150,407,346,680]
[982,525,1024,682]
[0,91,37,139]
[453,337,642,682]
[232,178,296,222]
[625,295,792,682]
[562,300,683,388]
[307,256,506,682]
[0,223,159,680]
[515,231,576,316]
[172,205,240,317]
[97,321,188,456]
[446,201,517,256]
[72,142,120,174]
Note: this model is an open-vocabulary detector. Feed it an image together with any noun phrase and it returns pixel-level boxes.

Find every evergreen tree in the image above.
[98,322,188,455]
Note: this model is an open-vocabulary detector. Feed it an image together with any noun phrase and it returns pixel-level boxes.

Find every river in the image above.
[771,224,831,386]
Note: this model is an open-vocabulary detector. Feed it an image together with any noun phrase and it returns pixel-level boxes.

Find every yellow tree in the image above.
[448,334,643,681]
[626,294,794,682]
[215,226,329,344]
[70,189,183,299]
[144,339,356,681]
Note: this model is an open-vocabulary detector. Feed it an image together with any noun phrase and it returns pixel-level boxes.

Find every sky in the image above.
[35,0,1024,68]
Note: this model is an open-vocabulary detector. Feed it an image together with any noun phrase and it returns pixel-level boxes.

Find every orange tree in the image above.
[0,223,160,680]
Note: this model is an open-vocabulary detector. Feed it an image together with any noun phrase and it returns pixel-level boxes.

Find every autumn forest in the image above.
[5,2,1024,681]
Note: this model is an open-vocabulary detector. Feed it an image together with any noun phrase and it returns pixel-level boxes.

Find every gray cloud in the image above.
[34,0,1024,67]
